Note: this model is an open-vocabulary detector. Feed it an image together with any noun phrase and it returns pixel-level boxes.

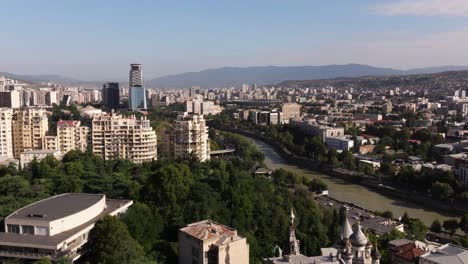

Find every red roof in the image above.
[57,120,79,127]
[394,243,425,262]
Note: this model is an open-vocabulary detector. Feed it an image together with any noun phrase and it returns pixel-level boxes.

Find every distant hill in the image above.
[0,72,102,87]
[3,64,468,88]
[148,64,468,88]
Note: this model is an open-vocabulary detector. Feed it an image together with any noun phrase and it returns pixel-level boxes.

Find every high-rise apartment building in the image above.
[102,82,120,109]
[57,120,90,153]
[91,113,157,163]
[0,91,21,108]
[189,86,201,99]
[129,64,147,110]
[12,108,49,158]
[171,113,210,162]
[178,220,249,264]
[281,103,301,123]
[0,108,13,158]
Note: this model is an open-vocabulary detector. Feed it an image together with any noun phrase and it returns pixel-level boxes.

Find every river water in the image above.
[248,137,461,226]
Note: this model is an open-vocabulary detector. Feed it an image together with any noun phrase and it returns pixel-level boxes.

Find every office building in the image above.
[92,113,157,163]
[0,193,133,262]
[171,113,210,162]
[186,100,222,116]
[179,220,249,264]
[102,82,120,109]
[20,149,62,169]
[57,120,90,153]
[0,108,13,158]
[12,108,49,158]
[129,64,147,110]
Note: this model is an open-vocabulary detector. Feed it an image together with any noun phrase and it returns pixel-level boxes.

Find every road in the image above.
[248,137,461,226]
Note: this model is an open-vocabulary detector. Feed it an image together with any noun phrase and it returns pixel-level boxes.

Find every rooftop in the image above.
[21,149,61,155]
[179,220,236,241]
[420,244,468,264]
[7,193,104,222]
[0,198,132,249]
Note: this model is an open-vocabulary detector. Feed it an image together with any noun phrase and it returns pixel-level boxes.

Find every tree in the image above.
[443,219,459,236]
[33,258,52,264]
[431,182,454,201]
[430,219,442,233]
[308,178,328,193]
[406,219,427,241]
[459,214,468,235]
[401,212,410,224]
[121,202,164,252]
[88,216,146,264]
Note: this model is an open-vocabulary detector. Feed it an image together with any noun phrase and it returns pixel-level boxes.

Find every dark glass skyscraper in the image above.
[102,82,120,109]
[129,64,147,110]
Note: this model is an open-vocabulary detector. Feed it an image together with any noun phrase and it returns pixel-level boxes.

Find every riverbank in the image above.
[220,128,464,225]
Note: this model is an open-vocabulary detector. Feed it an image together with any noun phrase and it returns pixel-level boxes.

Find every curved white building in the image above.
[0,193,132,262]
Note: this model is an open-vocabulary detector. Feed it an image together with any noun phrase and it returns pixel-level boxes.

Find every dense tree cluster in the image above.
[0,132,343,263]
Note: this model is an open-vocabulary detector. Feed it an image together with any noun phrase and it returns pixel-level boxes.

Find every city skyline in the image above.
[2,0,468,80]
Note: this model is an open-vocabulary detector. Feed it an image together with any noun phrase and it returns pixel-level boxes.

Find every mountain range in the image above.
[3,64,468,88]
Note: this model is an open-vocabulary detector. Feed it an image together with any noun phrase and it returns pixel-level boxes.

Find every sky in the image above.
[2,0,468,80]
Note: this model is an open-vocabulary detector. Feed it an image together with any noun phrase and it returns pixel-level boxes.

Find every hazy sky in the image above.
[2,0,468,80]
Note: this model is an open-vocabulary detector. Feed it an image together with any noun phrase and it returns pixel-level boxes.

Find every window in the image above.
[7,224,20,233]
[22,225,34,235]
[35,226,48,236]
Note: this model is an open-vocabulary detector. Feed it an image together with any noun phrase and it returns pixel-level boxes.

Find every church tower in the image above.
[289,209,300,255]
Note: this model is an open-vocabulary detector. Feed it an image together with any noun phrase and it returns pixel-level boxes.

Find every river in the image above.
[248,137,461,226]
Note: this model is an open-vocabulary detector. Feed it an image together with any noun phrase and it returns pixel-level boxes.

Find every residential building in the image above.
[171,113,210,162]
[0,91,21,108]
[0,193,133,262]
[129,64,147,110]
[282,103,301,123]
[91,113,157,163]
[326,136,355,151]
[19,149,62,169]
[178,220,249,264]
[186,100,223,115]
[290,119,344,140]
[57,120,90,153]
[102,82,120,109]
[0,108,13,158]
[419,244,468,264]
[12,108,49,158]
[42,135,59,151]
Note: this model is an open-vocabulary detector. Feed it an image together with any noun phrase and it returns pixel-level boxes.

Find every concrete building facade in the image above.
[91,113,157,163]
[57,120,89,153]
[12,108,49,158]
[0,193,133,262]
[172,113,210,162]
[178,220,249,264]
[0,108,13,158]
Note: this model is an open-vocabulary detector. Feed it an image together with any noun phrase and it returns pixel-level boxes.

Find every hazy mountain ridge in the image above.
[3,64,468,88]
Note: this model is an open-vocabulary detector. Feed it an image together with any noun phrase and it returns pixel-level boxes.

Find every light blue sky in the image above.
[2,0,468,80]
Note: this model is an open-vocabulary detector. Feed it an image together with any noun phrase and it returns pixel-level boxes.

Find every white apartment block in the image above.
[91,113,157,163]
[57,120,89,153]
[20,149,62,169]
[0,108,13,158]
[172,113,210,162]
[282,103,301,123]
[186,99,222,116]
[178,220,249,264]
[325,136,355,151]
[0,193,132,262]
[290,119,344,140]
[12,108,49,158]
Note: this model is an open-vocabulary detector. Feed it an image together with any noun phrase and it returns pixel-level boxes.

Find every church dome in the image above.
[349,225,368,247]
